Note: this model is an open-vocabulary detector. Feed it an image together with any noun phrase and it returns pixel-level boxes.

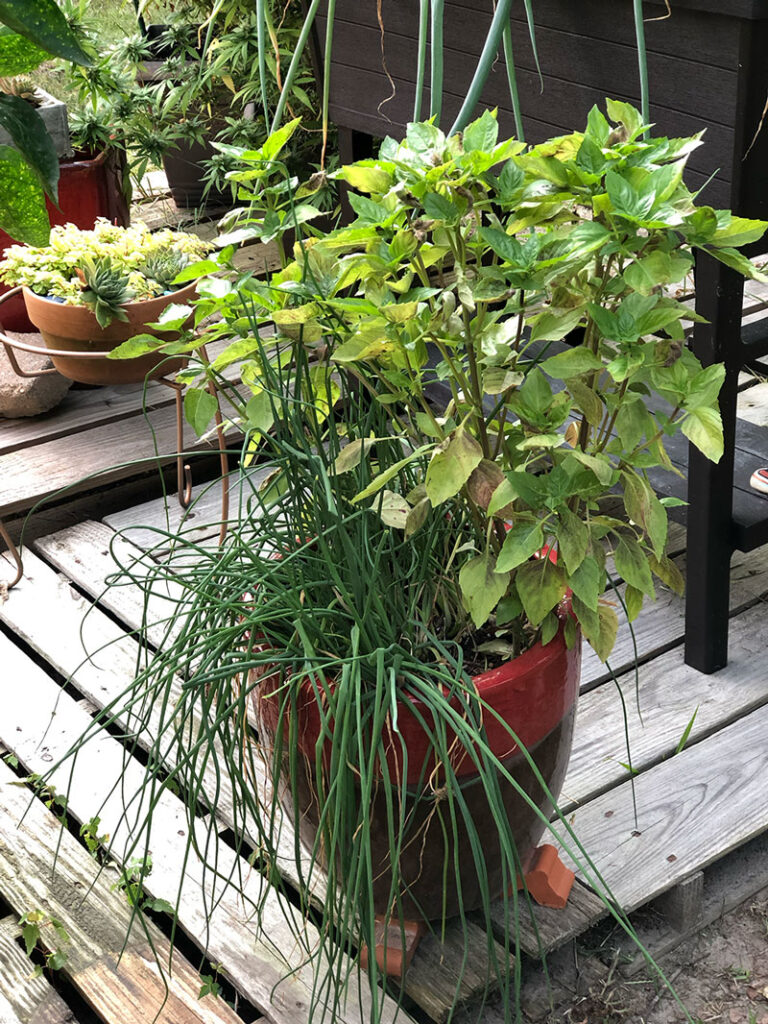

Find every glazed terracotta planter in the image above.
[255,612,581,921]
[22,281,196,386]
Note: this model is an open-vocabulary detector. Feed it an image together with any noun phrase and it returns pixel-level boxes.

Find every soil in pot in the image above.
[22,281,195,386]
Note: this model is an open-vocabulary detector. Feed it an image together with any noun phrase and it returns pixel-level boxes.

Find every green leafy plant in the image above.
[0,218,210,324]
[58,103,768,1024]
[19,908,71,975]
[0,0,93,243]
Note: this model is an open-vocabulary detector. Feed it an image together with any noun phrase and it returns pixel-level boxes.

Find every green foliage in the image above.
[175,101,766,662]
[19,908,70,976]
[0,219,210,323]
[0,92,58,200]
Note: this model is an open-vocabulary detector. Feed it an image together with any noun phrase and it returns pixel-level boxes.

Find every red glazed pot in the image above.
[0,148,129,332]
[255,612,581,921]
[22,282,196,386]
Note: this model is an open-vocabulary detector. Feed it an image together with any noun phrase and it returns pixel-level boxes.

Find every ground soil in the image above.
[517,885,768,1024]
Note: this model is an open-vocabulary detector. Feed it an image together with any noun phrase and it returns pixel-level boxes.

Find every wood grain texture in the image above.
[103,466,274,552]
[0,398,241,519]
[564,600,768,813]
[0,756,246,1024]
[555,700,768,912]
[0,916,77,1024]
[0,547,496,1022]
[0,380,176,456]
[580,543,768,690]
[0,633,410,1024]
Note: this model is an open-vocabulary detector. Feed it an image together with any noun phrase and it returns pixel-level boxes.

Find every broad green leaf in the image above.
[338,161,393,194]
[555,507,589,574]
[684,363,725,412]
[578,599,619,662]
[405,496,431,537]
[568,450,616,485]
[487,477,517,517]
[210,336,261,372]
[479,226,522,264]
[245,391,274,434]
[576,135,606,175]
[184,387,218,435]
[423,191,458,222]
[459,550,510,628]
[705,246,768,284]
[624,584,644,623]
[334,437,379,474]
[381,301,418,323]
[173,259,221,283]
[615,398,651,450]
[516,558,567,626]
[261,118,300,161]
[332,330,393,363]
[462,109,499,153]
[482,367,523,395]
[0,0,93,64]
[586,105,610,146]
[0,145,49,244]
[272,303,319,325]
[710,215,767,250]
[424,427,483,506]
[624,251,693,295]
[567,381,603,427]
[614,536,655,598]
[530,308,585,345]
[0,27,47,75]
[649,553,685,595]
[622,472,667,557]
[568,556,603,611]
[680,406,724,462]
[106,333,162,360]
[377,489,410,529]
[0,93,58,200]
[496,521,545,573]
[539,346,602,379]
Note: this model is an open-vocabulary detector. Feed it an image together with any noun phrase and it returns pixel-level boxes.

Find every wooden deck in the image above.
[2,446,768,1021]
[2,209,768,1021]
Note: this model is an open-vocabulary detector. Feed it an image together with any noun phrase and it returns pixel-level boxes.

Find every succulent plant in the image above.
[139,250,190,291]
[78,256,134,328]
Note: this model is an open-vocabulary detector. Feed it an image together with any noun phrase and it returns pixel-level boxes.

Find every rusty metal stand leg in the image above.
[0,519,23,592]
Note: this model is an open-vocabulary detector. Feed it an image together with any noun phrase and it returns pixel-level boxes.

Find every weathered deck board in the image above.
[0,398,239,518]
[563,600,768,812]
[35,520,768,701]
[0,632,411,1024]
[580,544,768,688]
[0,915,77,1024]
[0,548,502,1022]
[0,758,246,1024]
[556,700,768,912]
[0,380,179,456]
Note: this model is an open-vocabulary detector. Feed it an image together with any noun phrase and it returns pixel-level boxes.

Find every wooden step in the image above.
[556,698,768,913]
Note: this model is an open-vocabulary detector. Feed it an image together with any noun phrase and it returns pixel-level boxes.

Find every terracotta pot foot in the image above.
[359,917,425,978]
[517,843,575,909]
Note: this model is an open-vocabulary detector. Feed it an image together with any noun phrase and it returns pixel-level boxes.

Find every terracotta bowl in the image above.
[22,281,197,386]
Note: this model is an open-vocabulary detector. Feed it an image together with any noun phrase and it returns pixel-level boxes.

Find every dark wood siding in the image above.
[318,0,768,216]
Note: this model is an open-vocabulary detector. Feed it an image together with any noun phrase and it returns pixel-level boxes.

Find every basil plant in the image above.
[169,100,767,663]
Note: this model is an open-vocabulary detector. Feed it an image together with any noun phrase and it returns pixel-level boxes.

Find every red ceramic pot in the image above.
[22,282,196,386]
[255,611,581,921]
[0,149,129,332]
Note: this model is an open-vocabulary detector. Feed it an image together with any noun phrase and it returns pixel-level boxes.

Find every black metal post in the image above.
[684,253,744,673]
